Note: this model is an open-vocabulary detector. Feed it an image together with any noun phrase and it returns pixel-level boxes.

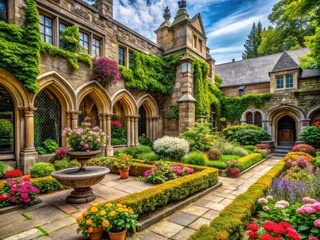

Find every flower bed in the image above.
[188,160,286,240]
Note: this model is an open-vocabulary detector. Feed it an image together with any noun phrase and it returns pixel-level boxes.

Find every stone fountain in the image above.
[52,149,110,204]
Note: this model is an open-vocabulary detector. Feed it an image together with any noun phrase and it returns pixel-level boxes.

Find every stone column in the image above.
[70,111,81,129]
[130,116,135,146]
[20,107,38,174]
[105,114,113,156]
[126,116,131,146]
[134,116,139,146]
[149,117,153,140]
[146,117,150,139]
[66,111,71,128]
[152,118,156,141]
[155,117,159,140]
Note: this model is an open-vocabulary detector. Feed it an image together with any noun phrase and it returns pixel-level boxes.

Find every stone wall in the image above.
[221,82,270,97]
[299,78,320,90]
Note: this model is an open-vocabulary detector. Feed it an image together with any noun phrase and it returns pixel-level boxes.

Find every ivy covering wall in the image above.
[0,0,92,93]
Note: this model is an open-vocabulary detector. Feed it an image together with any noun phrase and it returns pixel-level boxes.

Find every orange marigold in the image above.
[116,203,122,208]
[109,211,117,217]
[100,210,106,216]
[129,209,134,215]
[118,208,124,212]
[90,207,98,213]
[76,216,83,222]
[82,211,88,217]
[86,219,93,225]
[88,227,93,233]
[102,220,110,228]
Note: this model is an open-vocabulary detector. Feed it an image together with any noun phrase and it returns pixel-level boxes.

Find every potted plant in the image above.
[76,202,139,240]
[63,118,107,169]
[76,203,111,240]
[114,153,131,179]
[104,202,140,240]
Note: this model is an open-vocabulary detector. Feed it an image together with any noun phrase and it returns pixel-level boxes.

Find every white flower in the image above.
[258,198,268,204]
[266,195,273,200]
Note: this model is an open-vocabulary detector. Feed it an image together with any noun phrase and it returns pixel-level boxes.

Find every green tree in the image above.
[243,21,263,59]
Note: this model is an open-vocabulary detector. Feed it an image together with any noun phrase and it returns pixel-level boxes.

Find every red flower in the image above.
[314,121,320,127]
[263,221,277,232]
[248,231,258,239]
[287,231,301,240]
[279,221,291,229]
[4,170,23,178]
[274,238,283,240]
[247,223,259,232]
[261,233,274,240]
[273,225,286,234]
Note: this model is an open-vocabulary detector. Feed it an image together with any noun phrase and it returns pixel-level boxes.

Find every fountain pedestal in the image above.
[51,149,109,204]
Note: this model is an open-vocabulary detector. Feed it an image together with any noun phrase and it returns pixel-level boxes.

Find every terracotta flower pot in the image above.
[108,229,127,240]
[89,227,104,240]
[119,169,129,179]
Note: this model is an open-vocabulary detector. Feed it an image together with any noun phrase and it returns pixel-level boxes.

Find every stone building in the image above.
[0,0,214,172]
[216,48,320,153]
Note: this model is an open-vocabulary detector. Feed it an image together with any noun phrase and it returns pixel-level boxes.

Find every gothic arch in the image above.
[76,81,111,114]
[34,71,76,110]
[111,89,138,115]
[306,105,320,121]
[137,94,159,117]
[241,109,265,123]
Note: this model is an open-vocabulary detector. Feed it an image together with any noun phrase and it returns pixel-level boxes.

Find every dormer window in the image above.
[276,74,293,89]
[286,74,293,88]
[0,0,7,22]
[276,76,284,89]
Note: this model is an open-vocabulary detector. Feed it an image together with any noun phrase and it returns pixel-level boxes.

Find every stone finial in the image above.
[178,0,187,9]
[164,6,170,21]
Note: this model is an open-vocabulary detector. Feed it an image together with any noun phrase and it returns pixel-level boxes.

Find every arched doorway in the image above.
[278,115,296,146]
[78,95,99,127]
[0,86,14,153]
[138,106,147,136]
[34,89,61,147]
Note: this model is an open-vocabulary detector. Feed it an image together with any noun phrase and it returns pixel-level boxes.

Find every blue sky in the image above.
[113,0,279,64]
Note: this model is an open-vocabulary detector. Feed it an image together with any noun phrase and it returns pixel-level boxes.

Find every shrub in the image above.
[93,57,121,86]
[87,157,116,169]
[219,155,242,162]
[299,125,320,148]
[180,122,214,151]
[217,142,248,156]
[123,146,152,158]
[182,151,208,166]
[253,148,270,158]
[256,143,269,149]
[238,153,263,171]
[243,145,258,151]
[207,161,227,169]
[42,138,59,154]
[138,135,153,147]
[36,146,47,155]
[292,143,316,156]
[60,26,80,52]
[111,138,126,145]
[53,159,80,170]
[224,124,271,146]
[0,119,13,136]
[283,152,314,163]
[153,136,189,161]
[226,160,241,177]
[30,176,65,193]
[206,149,222,160]
[165,106,179,120]
[30,162,55,178]
[137,152,159,161]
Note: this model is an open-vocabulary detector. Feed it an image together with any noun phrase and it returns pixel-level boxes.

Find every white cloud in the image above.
[212,46,244,54]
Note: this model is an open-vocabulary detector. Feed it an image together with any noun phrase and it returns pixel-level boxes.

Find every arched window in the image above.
[254,112,262,127]
[0,86,14,153]
[34,89,61,147]
[0,0,8,22]
[246,112,253,124]
[78,95,99,127]
[138,106,147,136]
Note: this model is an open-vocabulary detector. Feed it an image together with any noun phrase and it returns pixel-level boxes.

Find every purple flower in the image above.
[144,169,152,178]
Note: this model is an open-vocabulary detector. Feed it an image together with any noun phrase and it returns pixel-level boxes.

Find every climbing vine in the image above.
[0,0,91,93]
[120,52,181,95]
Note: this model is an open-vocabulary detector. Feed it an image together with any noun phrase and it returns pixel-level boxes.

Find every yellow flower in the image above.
[76,216,83,222]
[82,211,88,217]
[88,227,93,233]
[86,219,93,225]
[129,209,134,215]
[100,210,106,216]
[92,203,98,207]
[104,203,112,208]
[122,205,126,208]
[102,220,110,228]
[116,203,122,208]
[109,211,117,217]
[123,208,128,212]
[118,208,124,212]
[90,207,98,213]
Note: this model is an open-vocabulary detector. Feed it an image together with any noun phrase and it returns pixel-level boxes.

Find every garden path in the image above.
[129,156,283,240]
[1,157,282,240]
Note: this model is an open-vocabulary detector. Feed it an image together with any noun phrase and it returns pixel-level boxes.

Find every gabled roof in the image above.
[190,13,206,37]
[215,48,309,87]
[270,51,300,73]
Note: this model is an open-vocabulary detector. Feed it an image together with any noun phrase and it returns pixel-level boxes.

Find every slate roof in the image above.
[301,69,320,79]
[215,48,310,87]
[270,51,300,73]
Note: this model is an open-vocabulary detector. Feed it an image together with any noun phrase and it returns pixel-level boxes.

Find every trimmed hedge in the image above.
[238,153,263,171]
[93,162,218,216]
[188,160,286,240]
[30,176,65,193]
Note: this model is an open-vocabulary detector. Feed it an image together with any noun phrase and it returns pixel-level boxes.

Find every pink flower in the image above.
[312,203,320,211]
[83,144,89,149]
[263,206,270,211]
[309,237,319,240]
[258,198,268,204]
[314,219,320,227]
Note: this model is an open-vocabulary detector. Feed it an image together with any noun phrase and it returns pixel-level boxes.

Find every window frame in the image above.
[0,0,8,22]
[59,22,68,49]
[92,37,100,58]
[79,31,90,53]
[276,75,284,89]
[118,46,125,66]
[285,74,293,88]
[40,14,54,44]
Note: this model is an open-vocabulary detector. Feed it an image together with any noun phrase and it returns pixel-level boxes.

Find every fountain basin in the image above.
[52,166,110,204]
